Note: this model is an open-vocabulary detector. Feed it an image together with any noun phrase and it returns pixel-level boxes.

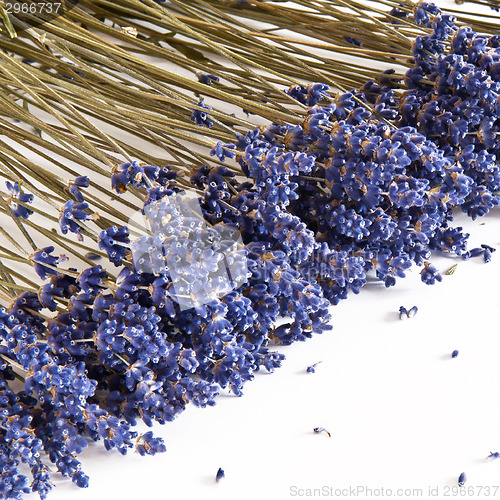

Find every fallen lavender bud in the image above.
[216,468,225,482]
[421,263,442,285]
[136,432,166,456]
[307,361,322,373]
[191,99,213,128]
[6,181,34,219]
[482,244,496,263]
[462,245,496,263]
[313,427,331,437]
[407,306,418,318]
[399,306,408,320]
[487,452,500,462]
[399,306,418,320]
[451,350,459,358]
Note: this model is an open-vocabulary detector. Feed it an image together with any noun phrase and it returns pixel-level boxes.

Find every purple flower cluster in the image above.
[0,297,150,498]
[4,156,327,495]
[213,97,474,298]
[399,3,500,220]
[111,161,160,194]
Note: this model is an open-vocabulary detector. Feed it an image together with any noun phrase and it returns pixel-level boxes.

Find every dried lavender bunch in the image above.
[0,1,500,499]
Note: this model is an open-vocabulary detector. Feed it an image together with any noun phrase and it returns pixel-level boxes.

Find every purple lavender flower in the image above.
[285,82,331,106]
[313,427,331,437]
[98,226,130,266]
[68,176,89,203]
[307,361,321,373]
[6,181,33,219]
[59,200,98,239]
[344,36,361,47]
[197,72,220,85]
[136,432,166,456]
[399,305,418,320]
[191,99,213,127]
[407,306,418,318]
[77,266,107,295]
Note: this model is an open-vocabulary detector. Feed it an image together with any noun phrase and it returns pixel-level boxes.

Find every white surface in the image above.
[37,208,500,500]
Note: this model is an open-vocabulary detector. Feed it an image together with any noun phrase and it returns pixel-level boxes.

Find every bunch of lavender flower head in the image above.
[210,2,499,302]
[0,154,333,497]
[1,2,499,499]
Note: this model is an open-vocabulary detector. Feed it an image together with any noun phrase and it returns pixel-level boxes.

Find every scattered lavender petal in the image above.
[313,427,331,437]
[399,306,408,320]
[458,472,467,487]
[307,361,322,373]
